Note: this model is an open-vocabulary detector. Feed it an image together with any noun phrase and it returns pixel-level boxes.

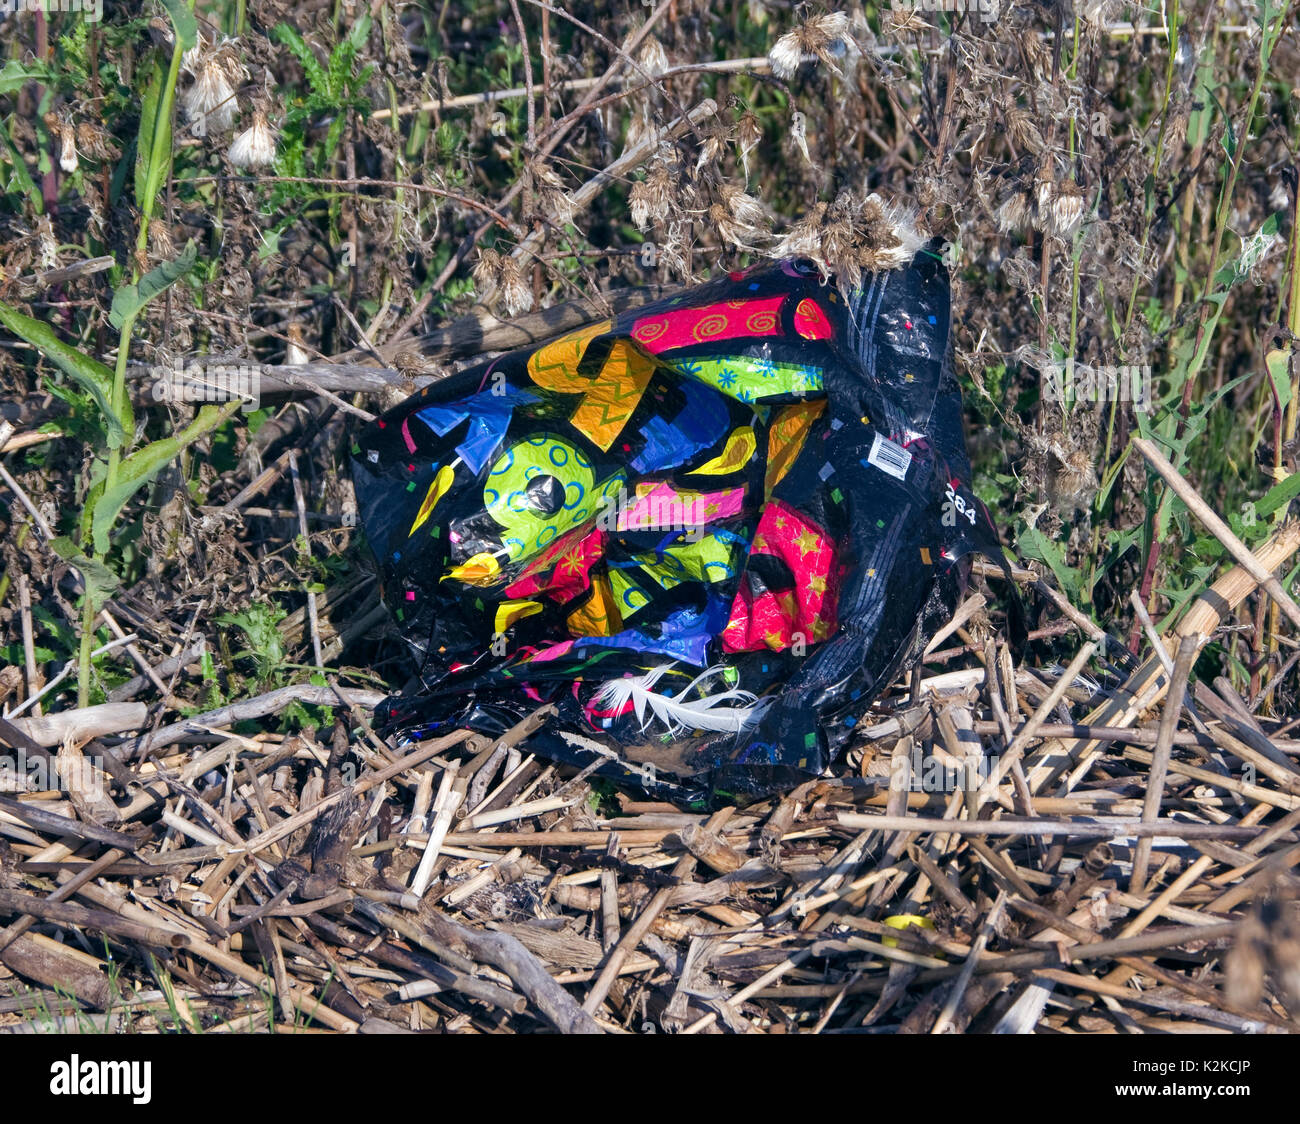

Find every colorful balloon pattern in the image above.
[353,248,1015,803]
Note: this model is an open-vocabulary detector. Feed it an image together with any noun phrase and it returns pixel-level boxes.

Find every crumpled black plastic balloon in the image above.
[352,243,1017,806]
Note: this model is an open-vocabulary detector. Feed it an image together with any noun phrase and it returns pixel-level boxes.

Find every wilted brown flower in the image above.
[770,190,925,286]
[498,255,533,317]
[638,36,670,79]
[718,183,765,228]
[1005,107,1045,156]
[695,123,729,174]
[881,7,930,36]
[736,110,762,179]
[75,121,118,162]
[995,186,1032,234]
[629,161,675,230]
[57,125,78,173]
[472,247,503,291]
[768,11,851,81]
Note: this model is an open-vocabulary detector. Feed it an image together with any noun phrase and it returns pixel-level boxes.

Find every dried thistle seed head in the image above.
[182,37,249,134]
[544,187,577,228]
[735,110,762,178]
[1034,177,1053,224]
[628,180,654,230]
[75,121,117,162]
[284,323,310,366]
[709,201,765,253]
[771,201,828,263]
[1004,107,1045,156]
[994,187,1032,234]
[718,183,765,227]
[709,202,744,250]
[1028,425,1098,512]
[768,11,851,80]
[769,191,924,285]
[767,30,806,80]
[881,6,930,36]
[472,247,503,291]
[656,220,690,278]
[498,256,533,317]
[695,124,729,174]
[1047,179,1085,238]
[1050,449,1096,506]
[638,36,670,79]
[528,159,565,193]
[629,162,675,230]
[59,129,78,173]
[228,108,277,169]
[43,115,79,174]
[856,192,927,272]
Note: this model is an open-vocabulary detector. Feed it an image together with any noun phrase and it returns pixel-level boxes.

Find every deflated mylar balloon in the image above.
[352,244,1015,805]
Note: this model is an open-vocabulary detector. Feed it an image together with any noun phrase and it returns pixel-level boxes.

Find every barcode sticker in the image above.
[867,432,911,480]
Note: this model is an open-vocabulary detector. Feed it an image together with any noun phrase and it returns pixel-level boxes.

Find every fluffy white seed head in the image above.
[228,109,277,169]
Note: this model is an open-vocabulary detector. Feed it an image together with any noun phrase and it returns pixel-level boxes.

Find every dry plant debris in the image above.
[0,514,1298,1034]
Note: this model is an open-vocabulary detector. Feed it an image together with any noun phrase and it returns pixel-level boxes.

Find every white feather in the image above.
[592,663,770,735]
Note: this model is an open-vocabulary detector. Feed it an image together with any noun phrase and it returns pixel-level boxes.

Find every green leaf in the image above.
[159,0,199,52]
[0,59,49,95]
[135,58,168,212]
[0,301,131,449]
[0,644,59,666]
[48,536,121,614]
[32,605,77,654]
[1017,525,1082,602]
[1265,346,1293,416]
[1,126,42,215]
[273,24,329,95]
[90,402,238,555]
[1256,471,1300,520]
[344,11,372,52]
[109,241,197,331]
[1213,213,1280,290]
